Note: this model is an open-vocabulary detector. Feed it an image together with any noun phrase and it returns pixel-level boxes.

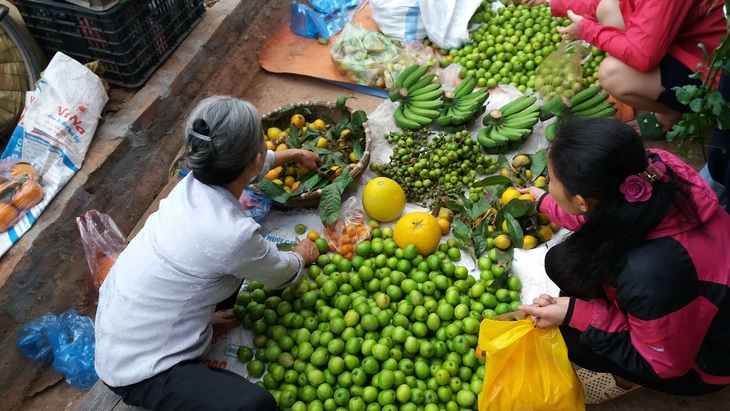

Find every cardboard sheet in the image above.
[257,4,389,98]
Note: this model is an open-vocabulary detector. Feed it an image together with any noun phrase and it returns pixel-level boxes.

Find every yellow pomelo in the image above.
[393,212,441,256]
[362,177,406,222]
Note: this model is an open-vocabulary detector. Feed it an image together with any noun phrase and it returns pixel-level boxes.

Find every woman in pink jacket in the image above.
[518,118,730,401]
[520,0,726,133]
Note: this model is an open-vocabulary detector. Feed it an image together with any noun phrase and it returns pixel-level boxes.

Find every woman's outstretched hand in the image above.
[295,149,322,171]
[517,186,546,202]
[519,295,570,328]
[292,238,319,264]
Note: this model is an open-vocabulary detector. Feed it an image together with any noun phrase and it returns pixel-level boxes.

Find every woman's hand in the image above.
[519,295,570,328]
[517,186,546,203]
[515,0,547,6]
[295,149,322,171]
[292,238,319,264]
[556,10,583,40]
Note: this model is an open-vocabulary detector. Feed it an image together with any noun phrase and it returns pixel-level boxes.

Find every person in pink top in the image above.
[518,0,726,133]
[518,118,730,401]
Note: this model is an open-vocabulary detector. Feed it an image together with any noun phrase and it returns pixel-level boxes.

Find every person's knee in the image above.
[598,57,624,95]
[596,0,625,29]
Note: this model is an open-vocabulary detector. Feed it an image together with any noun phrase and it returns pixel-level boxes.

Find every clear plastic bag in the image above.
[331,23,404,88]
[16,310,99,391]
[76,210,127,300]
[240,188,272,222]
[383,41,440,90]
[0,159,45,233]
[322,197,371,258]
[535,40,585,104]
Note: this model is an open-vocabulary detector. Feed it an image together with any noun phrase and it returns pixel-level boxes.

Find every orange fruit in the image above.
[0,203,19,232]
[310,119,326,131]
[521,235,538,250]
[267,127,283,141]
[9,163,40,182]
[362,177,406,222]
[307,231,320,241]
[493,234,512,250]
[291,114,306,128]
[264,167,281,181]
[534,225,553,242]
[500,187,521,205]
[393,212,441,256]
[437,218,450,235]
[518,193,534,202]
[276,143,289,152]
[12,180,44,209]
[512,154,530,168]
[95,254,116,285]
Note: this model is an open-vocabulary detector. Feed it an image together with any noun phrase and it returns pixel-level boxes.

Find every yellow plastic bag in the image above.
[477,315,585,411]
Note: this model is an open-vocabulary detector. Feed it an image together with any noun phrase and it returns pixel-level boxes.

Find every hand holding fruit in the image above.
[292,238,319,264]
[294,149,322,171]
[517,186,546,203]
[557,10,583,40]
[518,296,570,328]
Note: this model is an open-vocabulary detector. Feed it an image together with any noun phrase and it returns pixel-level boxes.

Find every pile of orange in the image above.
[322,210,371,259]
[0,162,44,232]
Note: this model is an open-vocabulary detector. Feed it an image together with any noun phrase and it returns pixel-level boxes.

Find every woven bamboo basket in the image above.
[260,100,371,209]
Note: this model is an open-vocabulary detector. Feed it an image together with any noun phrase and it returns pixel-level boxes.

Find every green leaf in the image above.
[675,85,700,105]
[452,218,471,244]
[334,170,355,193]
[471,197,492,220]
[351,110,368,129]
[287,125,302,148]
[473,235,488,258]
[496,154,509,169]
[689,98,703,113]
[353,139,364,159]
[277,242,296,251]
[319,183,343,225]
[473,175,513,188]
[254,179,290,204]
[300,173,323,192]
[502,199,534,218]
[492,248,514,267]
[504,213,524,248]
[530,149,548,178]
[705,90,730,117]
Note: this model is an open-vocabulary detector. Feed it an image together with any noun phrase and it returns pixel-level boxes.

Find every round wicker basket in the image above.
[260,100,371,209]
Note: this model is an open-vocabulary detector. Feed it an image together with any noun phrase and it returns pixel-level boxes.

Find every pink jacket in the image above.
[540,149,730,384]
[550,0,726,73]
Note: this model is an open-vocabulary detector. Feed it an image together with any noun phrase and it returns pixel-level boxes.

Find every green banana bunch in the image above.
[436,74,490,130]
[477,95,539,153]
[390,64,445,130]
[539,85,617,122]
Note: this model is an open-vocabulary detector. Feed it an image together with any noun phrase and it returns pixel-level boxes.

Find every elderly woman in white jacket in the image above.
[95,96,320,410]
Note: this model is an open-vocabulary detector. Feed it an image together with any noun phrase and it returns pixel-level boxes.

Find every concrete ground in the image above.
[3,0,727,410]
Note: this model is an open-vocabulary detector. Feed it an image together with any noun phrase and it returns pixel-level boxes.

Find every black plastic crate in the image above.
[15,0,205,87]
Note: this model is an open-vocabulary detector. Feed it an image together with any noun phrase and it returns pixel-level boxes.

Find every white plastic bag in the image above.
[370,0,427,42]
[418,0,482,50]
[0,52,108,258]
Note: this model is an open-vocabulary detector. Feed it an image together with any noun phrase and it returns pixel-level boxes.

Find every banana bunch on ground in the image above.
[436,74,489,130]
[477,96,539,153]
[389,64,444,130]
[541,85,617,141]
[540,85,616,121]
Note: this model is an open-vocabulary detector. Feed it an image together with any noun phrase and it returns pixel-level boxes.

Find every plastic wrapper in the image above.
[477,314,585,411]
[16,310,99,391]
[322,197,371,258]
[331,23,404,88]
[383,41,440,90]
[0,159,45,233]
[240,188,273,222]
[290,1,355,40]
[77,210,128,301]
[534,40,584,104]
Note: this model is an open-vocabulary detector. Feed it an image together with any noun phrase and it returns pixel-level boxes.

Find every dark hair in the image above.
[548,117,702,298]
[183,96,265,186]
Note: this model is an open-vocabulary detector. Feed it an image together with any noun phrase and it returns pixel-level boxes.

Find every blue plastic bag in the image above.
[240,188,273,222]
[310,0,358,16]
[290,1,356,40]
[16,310,99,390]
